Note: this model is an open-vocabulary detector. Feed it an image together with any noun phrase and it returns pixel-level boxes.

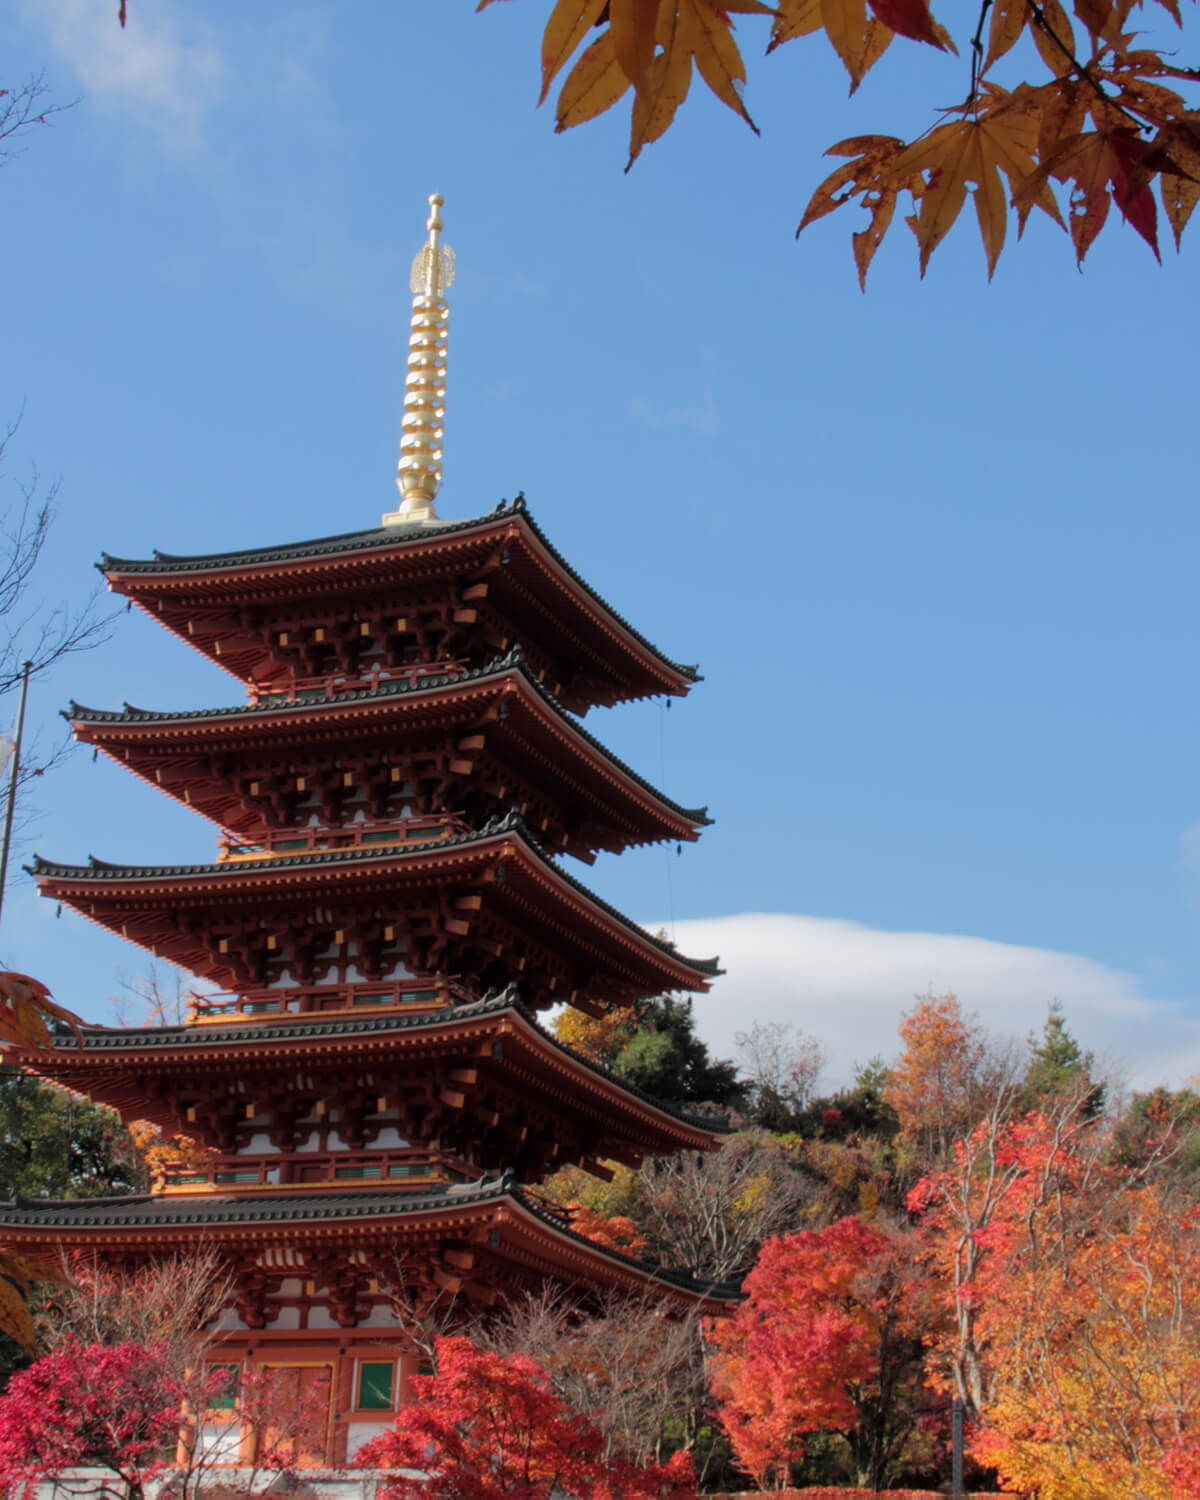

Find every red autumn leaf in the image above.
[866,0,948,49]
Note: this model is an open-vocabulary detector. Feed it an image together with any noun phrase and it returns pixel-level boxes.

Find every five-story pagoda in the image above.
[0,198,728,1467]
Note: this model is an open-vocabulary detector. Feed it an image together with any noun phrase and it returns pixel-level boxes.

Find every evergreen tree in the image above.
[609,997,745,1109]
[0,1071,146,1201]
[1024,1001,1104,1115]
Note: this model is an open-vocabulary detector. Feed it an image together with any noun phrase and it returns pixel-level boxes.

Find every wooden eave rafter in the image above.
[12,1002,721,1158]
[68,664,707,852]
[101,509,697,708]
[31,824,719,1000]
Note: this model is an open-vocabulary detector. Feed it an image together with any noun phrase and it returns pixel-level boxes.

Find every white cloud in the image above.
[628,384,719,436]
[26,0,227,151]
[665,912,1200,1094]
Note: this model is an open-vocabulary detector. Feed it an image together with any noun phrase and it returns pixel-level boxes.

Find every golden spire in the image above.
[383,193,456,526]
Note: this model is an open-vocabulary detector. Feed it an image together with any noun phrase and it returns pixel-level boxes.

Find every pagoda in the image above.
[0,198,728,1467]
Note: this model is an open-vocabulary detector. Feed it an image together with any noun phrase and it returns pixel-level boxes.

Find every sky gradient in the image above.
[1,2,1198,1092]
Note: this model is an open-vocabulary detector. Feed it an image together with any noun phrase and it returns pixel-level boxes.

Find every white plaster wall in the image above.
[357,1302,398,1328]
[194,1423,244,1465]
[344,1423,391,1462]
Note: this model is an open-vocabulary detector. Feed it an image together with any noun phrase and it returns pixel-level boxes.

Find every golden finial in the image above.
[383,193,457,527]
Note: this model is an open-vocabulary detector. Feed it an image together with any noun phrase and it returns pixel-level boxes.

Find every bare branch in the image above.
[0,74,73,168]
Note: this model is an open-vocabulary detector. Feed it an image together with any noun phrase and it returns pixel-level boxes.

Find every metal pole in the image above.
[0,660,34,934]
[952,1395,964,1498]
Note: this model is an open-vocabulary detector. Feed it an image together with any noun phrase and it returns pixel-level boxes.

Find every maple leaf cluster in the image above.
[482,0,1199,280]
[0,1250,68,1354]
[355,1334,697,1500]
[0,1338,182,1495]
[562,1198,649,1252]
[0,970,83,1053]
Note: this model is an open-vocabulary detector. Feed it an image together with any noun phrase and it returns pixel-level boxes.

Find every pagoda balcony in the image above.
[187,976,467,1024]
[159,1149,470,1195]
[249,656,467,707]
[215,814,467,863]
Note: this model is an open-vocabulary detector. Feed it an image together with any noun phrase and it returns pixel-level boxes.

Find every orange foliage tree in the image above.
[708,1217,932,1489]
[126,1120,214,1189]
[477,0,1198,280]
[910,1106,1200,1498]
[883,992,1005,1168]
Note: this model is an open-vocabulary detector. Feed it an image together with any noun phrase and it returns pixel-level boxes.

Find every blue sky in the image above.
[1,2,1198,1089]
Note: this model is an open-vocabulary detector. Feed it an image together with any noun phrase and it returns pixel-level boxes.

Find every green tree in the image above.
[609,996,744,1109]
[0,1071,147,1201]
[1023,1000,1104,1115]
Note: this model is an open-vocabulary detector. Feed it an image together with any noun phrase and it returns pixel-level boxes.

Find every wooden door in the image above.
[256,1363,333,1469]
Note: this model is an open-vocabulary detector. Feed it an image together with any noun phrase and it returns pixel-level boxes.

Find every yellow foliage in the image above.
[0,1251,69,1353]
[128,1120,214,1185]
[553,1006,631,1069]
[731,1172,771,1217]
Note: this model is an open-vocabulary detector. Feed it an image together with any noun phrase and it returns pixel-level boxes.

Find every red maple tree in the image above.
[0,1338,182,1499]
[355,1334,696,1500]
[707,1217,930,1489]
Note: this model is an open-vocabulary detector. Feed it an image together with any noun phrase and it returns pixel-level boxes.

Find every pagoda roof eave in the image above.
[0,1178,738,1309]
[16,988,729,1150]
[65,648,712,834]
[27,812,722,987]
[98,500,699,699]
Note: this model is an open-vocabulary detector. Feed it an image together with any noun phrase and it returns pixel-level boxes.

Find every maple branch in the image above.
[1024,3,1149,131]
[968,0,996,108]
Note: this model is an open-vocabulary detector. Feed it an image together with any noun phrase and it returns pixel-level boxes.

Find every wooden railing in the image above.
[187,978,465,1024]
[162,1150,472,1193]
[217,815,466,863]
[249,658,468,707]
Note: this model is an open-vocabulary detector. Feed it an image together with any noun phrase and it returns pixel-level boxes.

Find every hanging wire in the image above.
[658,698,676,944]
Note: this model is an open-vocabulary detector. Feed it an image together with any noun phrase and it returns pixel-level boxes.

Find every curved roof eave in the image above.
[0,1178,739,1305]
[65,647,711,829]
[98,499,699,686]
[29,986,730,1141]
[27,812,723,980]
